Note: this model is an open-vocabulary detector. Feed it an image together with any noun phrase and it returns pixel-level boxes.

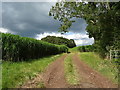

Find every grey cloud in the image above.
[2,2,87,38]
[0,3,2,27]
[70,18,88,34]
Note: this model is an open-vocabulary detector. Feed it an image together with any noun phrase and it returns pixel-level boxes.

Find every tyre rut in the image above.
[42,54,68,88]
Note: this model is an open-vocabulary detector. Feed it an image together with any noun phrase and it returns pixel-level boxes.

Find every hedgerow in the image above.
[2,33,68,61]
[78,45,94,52]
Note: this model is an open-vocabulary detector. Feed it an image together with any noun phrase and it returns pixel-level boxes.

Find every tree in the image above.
[41,36,76,48]
[49,1,120,57]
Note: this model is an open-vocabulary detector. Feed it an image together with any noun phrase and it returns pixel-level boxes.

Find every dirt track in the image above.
[21,53,118,88]
[42,54,68,88]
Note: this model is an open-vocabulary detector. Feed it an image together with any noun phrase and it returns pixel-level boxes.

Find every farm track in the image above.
[21,53,118,88]
[42,54,68,88]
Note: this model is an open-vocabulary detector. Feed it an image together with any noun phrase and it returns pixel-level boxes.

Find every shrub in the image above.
[78,45,94,52]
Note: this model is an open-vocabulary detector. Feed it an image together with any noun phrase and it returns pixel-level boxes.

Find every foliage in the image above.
[69,45,95,52]
[77,45,94,52]
[79,52,118,83]
[2,33,68,61]
[49,1,120,58]
[2,54,62,88]
[41,36,76,48]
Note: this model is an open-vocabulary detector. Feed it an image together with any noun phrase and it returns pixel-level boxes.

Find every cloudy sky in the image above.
[1,2,94,46]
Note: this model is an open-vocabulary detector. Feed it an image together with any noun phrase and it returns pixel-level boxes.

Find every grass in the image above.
[69,47,79,53]
[79,52,118,84]
[64,53,79,85]
[2,54,62,88]
[0,60,2,90]
[36,82,45,88]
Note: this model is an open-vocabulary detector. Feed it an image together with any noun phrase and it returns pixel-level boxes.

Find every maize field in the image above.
[1,33,68,61]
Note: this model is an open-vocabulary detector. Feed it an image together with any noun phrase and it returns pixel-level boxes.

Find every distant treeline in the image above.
[41,36,76,48]
[2,33,68,61]
[77,45,95,52]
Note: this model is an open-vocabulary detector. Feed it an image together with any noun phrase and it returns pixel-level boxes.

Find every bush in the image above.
[78,45,94,52]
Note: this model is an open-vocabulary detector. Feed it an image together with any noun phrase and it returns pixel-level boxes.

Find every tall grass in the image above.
[2,54,62,88]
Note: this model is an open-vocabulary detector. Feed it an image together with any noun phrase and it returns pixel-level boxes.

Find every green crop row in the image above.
[2,33,68,61]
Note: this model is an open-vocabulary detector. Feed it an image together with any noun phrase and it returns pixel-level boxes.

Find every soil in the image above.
[20,53,118,88]
[42,54,68,88]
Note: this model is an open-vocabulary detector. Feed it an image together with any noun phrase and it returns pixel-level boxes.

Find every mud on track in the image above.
[72,53,118,88]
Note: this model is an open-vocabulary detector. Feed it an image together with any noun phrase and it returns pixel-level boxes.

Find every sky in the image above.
[1,2,94,46]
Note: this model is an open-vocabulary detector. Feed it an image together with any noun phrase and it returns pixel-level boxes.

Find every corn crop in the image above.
[2,33,68,61]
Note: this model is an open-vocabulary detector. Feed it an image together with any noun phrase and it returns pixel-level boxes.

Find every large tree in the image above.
[49,1,120,57]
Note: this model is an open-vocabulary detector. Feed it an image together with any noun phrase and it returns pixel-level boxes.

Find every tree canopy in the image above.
[49,1,120,57]
[41,36,76,48]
